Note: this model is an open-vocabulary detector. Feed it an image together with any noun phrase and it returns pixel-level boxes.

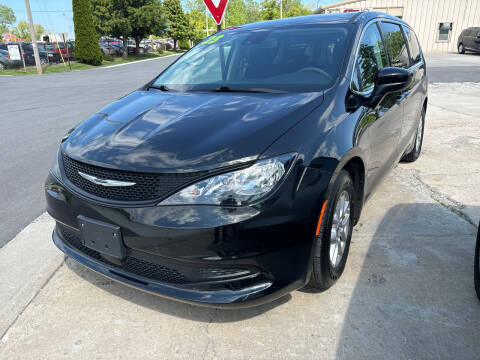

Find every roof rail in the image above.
[348,10,367,23]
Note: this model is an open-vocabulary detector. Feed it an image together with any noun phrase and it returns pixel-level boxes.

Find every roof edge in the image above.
[314,0,363,14]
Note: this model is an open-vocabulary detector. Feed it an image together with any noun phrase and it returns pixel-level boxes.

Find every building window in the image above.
[437,22,453,42]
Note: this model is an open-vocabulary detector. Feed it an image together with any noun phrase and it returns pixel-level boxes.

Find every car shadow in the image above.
[334,202,479,359]
[66,258,291,323]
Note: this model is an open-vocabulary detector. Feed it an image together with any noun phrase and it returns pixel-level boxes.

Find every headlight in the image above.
[159,153,296,206]
[50,148,62,180]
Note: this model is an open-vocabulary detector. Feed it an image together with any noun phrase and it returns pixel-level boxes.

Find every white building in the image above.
[315,0,480,53]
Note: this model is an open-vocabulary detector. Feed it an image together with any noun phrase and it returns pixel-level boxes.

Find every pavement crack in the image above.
[397,168,476,228]
[0,257,66,344]
[202,315,217,359]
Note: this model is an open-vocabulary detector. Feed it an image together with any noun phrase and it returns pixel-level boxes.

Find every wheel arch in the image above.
[323,149,367,226]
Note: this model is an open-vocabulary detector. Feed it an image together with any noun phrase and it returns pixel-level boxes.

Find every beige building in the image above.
[315,0,480,53]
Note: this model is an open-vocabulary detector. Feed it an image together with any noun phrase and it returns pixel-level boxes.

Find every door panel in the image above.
[400,26,424,153]
[475,31,480,51]
[351,22,403,195]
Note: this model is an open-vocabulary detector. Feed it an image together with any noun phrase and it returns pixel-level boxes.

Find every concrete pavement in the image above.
[0,80,479,358]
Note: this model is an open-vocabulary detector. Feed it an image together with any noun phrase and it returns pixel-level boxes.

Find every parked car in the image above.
[0,49,22,70]
[475,221,480,300]
[45,12,428,307]
[42,41,74,59]
[99,42,121,56]
[0,43,28,65]
[458,27,480,54]
[22,43,60,64]
[127,40,137,54]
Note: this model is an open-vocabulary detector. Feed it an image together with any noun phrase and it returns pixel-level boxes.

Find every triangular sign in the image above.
[203,0,229,25]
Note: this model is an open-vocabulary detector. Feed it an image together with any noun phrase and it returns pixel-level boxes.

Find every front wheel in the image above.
[308,170,354,291]
[458,43,465,54]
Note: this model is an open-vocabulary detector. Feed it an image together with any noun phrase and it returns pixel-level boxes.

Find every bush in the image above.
[157,48,164,55]
[179,39,190,50]
[103,53,114,61]
[72,0,103,65]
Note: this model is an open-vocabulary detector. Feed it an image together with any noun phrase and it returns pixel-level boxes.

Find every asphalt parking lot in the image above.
[1,53,480,359]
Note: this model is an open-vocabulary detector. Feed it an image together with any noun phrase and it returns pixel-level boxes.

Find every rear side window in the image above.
[380,22,409,68]
[352,23,388,92]
[402,26,422,65]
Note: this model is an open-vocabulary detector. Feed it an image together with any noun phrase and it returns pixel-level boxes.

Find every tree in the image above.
[130,0,167,51]
[13,20,30,40]
[164,0,190,50]
[91,0,167,57]
[34,24,46,40]
[187,9,207,44]
[0,4,15,35]
[260,0,310,21]
[13,21,47,41]
[72,0,103,65]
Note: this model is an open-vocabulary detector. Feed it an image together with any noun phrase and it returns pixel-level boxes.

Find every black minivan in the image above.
[458,27,480,54]
[45,12,428,307]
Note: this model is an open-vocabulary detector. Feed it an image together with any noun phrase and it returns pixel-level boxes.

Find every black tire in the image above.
[402,107,425,163]
[458,43,465,54]
[475,221,480,300]
[308,170,355,290]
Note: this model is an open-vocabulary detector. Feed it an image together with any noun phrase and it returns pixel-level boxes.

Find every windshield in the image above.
[152,24,351,93]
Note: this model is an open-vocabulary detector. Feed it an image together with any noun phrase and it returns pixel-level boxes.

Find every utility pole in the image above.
[206,5,209,36]
[24,0,42,74]
[280,0,283,18]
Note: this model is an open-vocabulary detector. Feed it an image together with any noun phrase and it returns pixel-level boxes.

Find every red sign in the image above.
[203,0,229,25]
[343,9,360,13]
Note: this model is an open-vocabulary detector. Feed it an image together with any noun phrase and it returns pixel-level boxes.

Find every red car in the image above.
[41,41,74,59]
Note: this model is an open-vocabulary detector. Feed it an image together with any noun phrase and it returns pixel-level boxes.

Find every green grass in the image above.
[0,51,184,76]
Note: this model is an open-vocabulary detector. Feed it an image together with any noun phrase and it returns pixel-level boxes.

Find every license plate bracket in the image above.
[78,216,125,259]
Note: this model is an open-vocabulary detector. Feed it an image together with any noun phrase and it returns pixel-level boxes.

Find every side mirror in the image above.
[367,67,413,108]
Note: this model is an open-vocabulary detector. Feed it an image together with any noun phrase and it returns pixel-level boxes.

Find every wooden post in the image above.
[24,0,42,74]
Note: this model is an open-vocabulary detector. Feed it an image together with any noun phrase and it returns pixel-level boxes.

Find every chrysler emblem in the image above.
[78,171,136,187]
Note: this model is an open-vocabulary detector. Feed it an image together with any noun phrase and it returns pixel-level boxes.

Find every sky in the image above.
[2,0,338,37]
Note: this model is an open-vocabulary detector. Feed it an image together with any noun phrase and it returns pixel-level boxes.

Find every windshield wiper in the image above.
[148,84,171,92]
[211,86,285,93]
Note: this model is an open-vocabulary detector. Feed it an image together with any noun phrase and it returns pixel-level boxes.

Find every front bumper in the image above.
[45,162,330,307]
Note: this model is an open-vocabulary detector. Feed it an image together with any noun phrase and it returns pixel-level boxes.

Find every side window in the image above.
[380,22,409,68]
[402,26,421,65]
[352,23,388,93]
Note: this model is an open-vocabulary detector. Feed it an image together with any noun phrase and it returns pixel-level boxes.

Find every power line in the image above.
[14,10,73,13]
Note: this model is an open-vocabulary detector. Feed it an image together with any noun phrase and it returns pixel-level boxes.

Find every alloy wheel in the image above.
[329,190,350,268]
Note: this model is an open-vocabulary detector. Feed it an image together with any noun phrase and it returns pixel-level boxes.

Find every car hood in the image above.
[64,89,323,172]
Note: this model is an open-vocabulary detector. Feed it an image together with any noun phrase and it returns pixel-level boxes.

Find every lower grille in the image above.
[62,153,204,202]
[59,226,189,284]
[58,225,252,285]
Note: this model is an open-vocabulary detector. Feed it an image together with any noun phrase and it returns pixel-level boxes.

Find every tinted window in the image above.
[402,26,421,65]
[380,22,409,68]
[352,23,388,92]
[153,24,351,93]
